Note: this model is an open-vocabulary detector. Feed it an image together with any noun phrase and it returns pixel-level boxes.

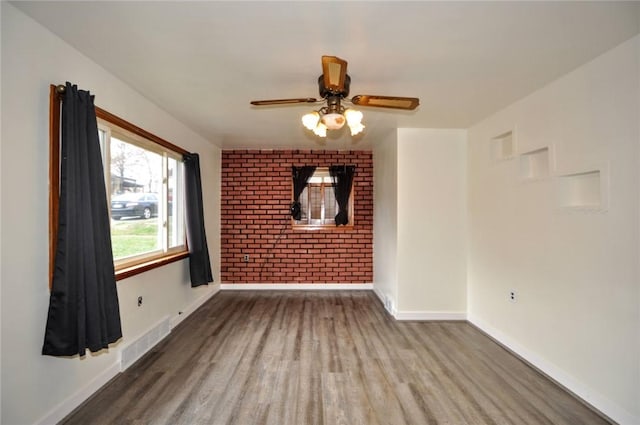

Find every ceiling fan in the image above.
[250,56,419,136]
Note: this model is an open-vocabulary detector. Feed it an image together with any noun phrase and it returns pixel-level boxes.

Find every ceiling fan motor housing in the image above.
[318,74,350,98]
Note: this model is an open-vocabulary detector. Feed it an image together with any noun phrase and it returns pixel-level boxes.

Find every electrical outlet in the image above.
[243,254,250,263]
[509,290,517,303]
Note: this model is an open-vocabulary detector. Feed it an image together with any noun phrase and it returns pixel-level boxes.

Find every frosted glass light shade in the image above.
[349,122,365,136]
[313,122,327,137]
[321,113,346,130]
[344,108,363,126]
[301,112,320,130]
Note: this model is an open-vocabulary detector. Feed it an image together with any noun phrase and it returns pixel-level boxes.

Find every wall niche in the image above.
[490,130,515,161]
[519,147,550,181]
[556,167,608,211]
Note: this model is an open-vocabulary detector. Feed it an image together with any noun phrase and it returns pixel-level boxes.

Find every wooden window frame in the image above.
[49,85,189,287]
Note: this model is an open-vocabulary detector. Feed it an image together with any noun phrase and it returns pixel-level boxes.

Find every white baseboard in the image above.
[372,287,397,316]
[394,311,467,321]
[34,361,121,425]
[372,286,390,310]
[469,314,637,425]
[171,283,221,328]
[371,288,465,320]
[220,283,373,290]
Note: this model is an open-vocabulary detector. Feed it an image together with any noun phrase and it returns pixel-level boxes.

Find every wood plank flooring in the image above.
[62,291,610,425]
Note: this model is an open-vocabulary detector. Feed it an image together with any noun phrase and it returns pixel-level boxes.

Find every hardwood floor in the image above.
[62,291,610,425]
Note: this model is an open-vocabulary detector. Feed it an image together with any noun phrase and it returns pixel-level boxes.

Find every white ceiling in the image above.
[13,1,640,150]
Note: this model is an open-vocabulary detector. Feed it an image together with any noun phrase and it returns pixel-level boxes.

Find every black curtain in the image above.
[329,165,356,226]
[183,153,213,287]
[43,82,122,357]
[290,166,316,220]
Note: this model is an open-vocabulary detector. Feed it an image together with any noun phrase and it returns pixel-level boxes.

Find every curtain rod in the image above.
[55,84,66,95]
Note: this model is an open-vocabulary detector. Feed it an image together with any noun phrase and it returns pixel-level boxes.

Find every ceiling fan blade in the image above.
[351,95,419,110]
[250,98,317,106]
[322,56,348,93]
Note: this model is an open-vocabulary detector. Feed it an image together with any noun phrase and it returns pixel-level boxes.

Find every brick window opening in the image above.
[294,167,353,228]
[221,150,373,284]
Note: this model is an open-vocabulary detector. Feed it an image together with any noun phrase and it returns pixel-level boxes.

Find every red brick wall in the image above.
[221,150,373,283]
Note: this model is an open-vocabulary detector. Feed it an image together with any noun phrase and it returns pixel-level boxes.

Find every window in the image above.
[294,168,353,228]
[98,119,186,271]
[49,85,189,282]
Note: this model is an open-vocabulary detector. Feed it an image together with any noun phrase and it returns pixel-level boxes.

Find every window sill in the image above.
[115,250,189,281]
[292,224,355,231]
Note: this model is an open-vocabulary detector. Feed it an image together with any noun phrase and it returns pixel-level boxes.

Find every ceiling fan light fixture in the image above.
[321,112,346,130]
[349,122,365,136]
[344,108,365,136]
[313,122,328,137]
[302,108,365,137]
[344,108,363,126]
[252,56,419,140]
[301,111,320,130]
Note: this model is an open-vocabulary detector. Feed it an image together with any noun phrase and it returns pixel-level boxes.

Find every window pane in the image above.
[309,185,322,221]
[167,156,184,249]
[109,137,163,261]
[97,128,108,192]
[98,129,106,157]
[324,185,337,222]
[299,187,309,222]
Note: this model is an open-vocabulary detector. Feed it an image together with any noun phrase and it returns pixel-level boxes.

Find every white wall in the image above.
[467,36,640,424]
[373,130,399,313]
[373,129,468,319]
[1,4,221,424]
[396,129,467,318]
[0,3,4,422]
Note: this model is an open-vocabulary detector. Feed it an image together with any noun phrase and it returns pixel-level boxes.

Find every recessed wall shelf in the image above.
[491,130,515,161]
[519,147,550,181]
[556,167,608,211]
